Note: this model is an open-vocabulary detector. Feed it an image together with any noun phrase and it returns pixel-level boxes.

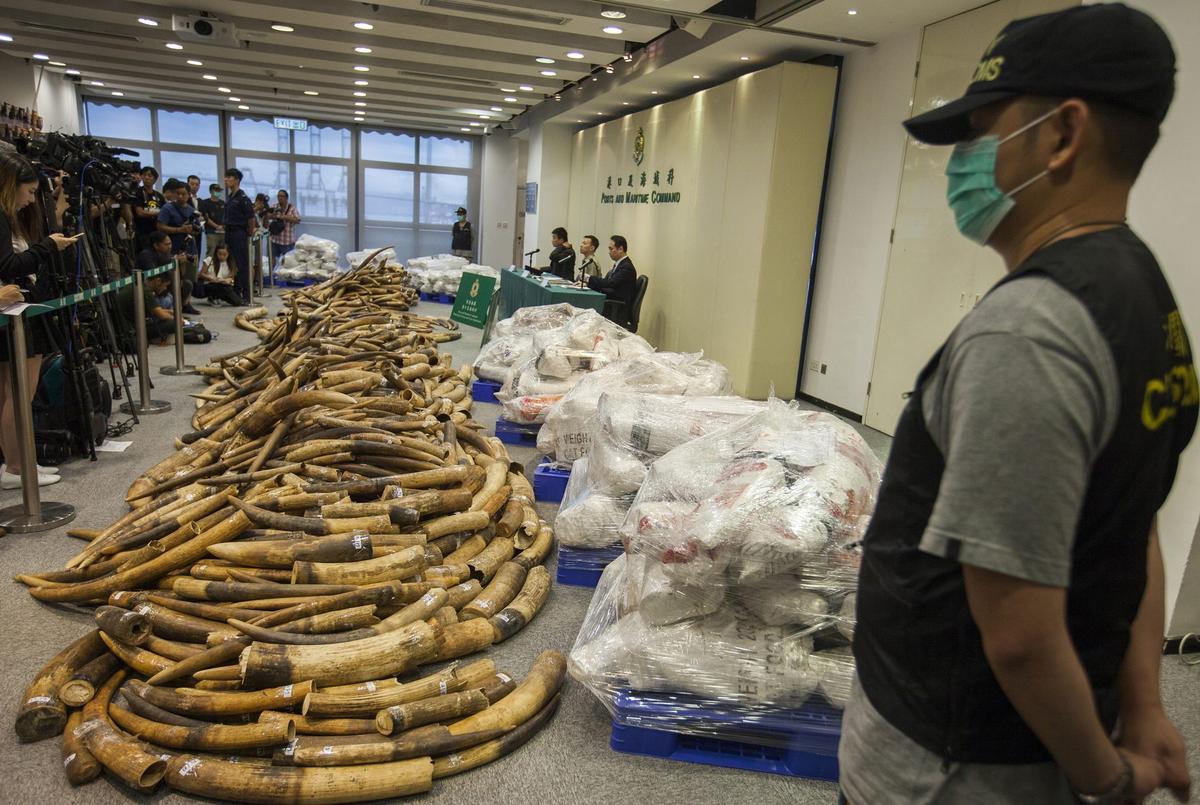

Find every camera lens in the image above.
[194,20,213,36]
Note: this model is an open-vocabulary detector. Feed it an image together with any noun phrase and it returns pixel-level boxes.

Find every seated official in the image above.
[137,231,193,308]
[116,269,175,348]
[543,227,576,281]
[587,235,637,320]
[576,235,602,281]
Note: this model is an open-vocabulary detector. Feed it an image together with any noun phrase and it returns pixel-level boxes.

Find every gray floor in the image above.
[1,298,1196,804]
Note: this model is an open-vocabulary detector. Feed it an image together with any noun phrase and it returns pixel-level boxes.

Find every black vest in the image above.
[854,227,1198,764]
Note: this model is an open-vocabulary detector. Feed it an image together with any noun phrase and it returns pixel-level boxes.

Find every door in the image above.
[863,0,1078,434]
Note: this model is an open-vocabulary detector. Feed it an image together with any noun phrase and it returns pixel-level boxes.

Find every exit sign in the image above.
[274,117,308,131]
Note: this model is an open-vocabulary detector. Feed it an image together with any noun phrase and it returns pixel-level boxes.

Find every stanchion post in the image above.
[248,235,258,306]
[119,268,171,415]
[0,309,75,533]
[161,257,197,376]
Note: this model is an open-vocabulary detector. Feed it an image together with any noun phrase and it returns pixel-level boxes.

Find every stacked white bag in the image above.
[569,401,882,717]
[404,254,499,295]
[276,233,341,281]
[494,309,653,425]
[473,303,583,384]
[344,247,397,269]
[555,393,766,550]
[536,352,734,463]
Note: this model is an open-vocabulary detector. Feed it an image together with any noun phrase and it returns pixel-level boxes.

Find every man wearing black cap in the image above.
[841,5,1196,804]
[451,206,473,259]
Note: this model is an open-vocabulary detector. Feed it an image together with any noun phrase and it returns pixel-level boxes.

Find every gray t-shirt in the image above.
[840,275,1119,804]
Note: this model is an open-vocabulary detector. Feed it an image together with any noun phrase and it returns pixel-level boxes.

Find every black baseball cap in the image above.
[455,206,467,214]
[904,3,1175,145]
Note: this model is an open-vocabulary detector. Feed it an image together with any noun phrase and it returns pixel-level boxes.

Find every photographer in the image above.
[131,166,164,253]
[265,189,299,265]
[116,251,175,348]
[0,152,81,488]
[156,178,199,314]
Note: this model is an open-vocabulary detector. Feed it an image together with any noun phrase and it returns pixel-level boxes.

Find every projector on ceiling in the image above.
[171,15,239,46]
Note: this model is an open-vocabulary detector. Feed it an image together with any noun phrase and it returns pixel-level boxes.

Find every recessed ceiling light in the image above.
[65,69,80,75]
[165,43,183,50]
[595,111,602,115]
[354,21,374,30]
[566,51,585,59]
[229,97,241,101]
[540,70,557,77]
[354,79,369,86]
[271,23,295,32]
[622,101,629,105]
[354,65,370,72]
[111,91,124,96]
[519,85,533,92]
[479,115,491,119]
[602,26,624,35]
[203,74,217,80]
[601,7,627,19]
[355,101,366,107]
[650,90,658,94]
[32,53,48,60]
[137,17,158,26]
[90,81,104,86]
[739,56,750,61]
[503,96,517,102]
[490,106,502,111]
[469,122,481,127]
[461,127,470,132]
[501,87,516,92]
[0,34,12,42]
[355,46,372,54]
[535,57,555,64]
[187,59,203,66]
[238,104,250,110]
[353,91,367,97]
[847,8,858,15]
[692,74,700,79]
[304,90,319,95]
[49,61,66,67]
[218,87,231,93]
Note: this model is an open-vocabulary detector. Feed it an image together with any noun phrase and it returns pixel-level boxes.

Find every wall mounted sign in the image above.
[633,126,645,166]
[600,167,680,205]
[525,182,538,214]
[273,116,308,131]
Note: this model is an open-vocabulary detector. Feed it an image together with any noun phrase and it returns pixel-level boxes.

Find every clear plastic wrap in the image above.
[569,401,882,739]
[537,353,734,461]
[494,309,651,425]
[555,458,635,549]
[275,234,342,281]
[472,304,584,383]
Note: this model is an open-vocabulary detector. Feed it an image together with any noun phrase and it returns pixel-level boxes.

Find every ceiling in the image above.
[0,0,988,134]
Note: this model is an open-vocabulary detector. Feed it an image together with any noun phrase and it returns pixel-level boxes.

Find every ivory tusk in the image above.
[490,565,553,643]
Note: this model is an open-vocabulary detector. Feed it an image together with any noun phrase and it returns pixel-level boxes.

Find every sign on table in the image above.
[450,272,496,329]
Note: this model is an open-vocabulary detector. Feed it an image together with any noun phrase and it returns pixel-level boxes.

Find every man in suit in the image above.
[588,235,637,324]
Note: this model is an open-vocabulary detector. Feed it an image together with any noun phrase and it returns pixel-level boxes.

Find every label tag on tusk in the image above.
[25,696,53,706]
[352,533,368,550]
[365,681,376,692]
[74,719,101,738]
[283,741,297,756]
[136,604,153,615]
[423,592,439,606]
[497,673,512,683]
[439,679,449,695]
[63,753,76,766]
[322,745,334,755]
[178,758,202,777]
[280,685,294,698]
[445,753,462,767]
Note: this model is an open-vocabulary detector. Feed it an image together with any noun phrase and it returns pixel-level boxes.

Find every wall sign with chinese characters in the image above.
[600,127,681,206]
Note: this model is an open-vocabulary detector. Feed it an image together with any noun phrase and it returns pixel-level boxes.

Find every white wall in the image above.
[522,123,573,264]
[479,132,518,268]
[800,27,921,413]
[0,52,36,110]
[0,54,80,135]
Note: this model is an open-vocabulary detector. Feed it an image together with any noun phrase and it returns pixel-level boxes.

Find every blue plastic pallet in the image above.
[610,690,841,781]
[471,379,501,404]
[555,542,624,587]
[533,459,570,503]
[419,291,455,303]
[495,418,540,446]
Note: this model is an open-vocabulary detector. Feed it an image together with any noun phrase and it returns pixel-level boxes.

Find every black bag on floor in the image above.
[183,321,213,344]
[33,352,112,454]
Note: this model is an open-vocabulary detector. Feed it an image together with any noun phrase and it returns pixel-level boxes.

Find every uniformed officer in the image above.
[841,5,1195,805]
[222,168,256,303]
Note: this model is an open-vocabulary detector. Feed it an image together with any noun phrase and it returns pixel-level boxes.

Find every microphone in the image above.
[525,248,541,257]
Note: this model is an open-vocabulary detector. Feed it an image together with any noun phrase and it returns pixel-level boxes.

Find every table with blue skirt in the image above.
[497,267,606,320]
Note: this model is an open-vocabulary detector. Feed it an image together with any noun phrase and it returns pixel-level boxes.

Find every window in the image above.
[363,168,413,222]
[295,126,353,159]
[86,103,152,141]
[361,130,415,163]
[159,151,219,191]
[236,158,291,201]
[296,163,350,221]
[157,109,219,147]
[419,173,468,225]
[420,135,472,169]
[231,117,289,153]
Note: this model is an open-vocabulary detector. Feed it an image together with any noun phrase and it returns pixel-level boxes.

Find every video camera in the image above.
[15,132,142,216]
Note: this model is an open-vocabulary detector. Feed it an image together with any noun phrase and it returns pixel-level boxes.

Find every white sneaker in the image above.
[37,464,59,475]
[1,469,61,489]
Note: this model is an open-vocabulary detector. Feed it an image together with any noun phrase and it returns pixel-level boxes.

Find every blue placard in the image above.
[525,182,538,214]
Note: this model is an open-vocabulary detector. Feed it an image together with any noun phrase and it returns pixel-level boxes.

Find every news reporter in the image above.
[0,152,79,488]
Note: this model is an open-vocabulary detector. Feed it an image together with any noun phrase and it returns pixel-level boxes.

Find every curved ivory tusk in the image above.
[258,710,378,736]
[512,524,555,571]
[76,669,168,791]
[109,704,296,751]
[467,537,515,584]
[61,710,102,786]
[303,659,497,719]
[164,753,434,802]
[459,562,527,621]
[208,532,375,569]
[292,545,426,586]
[490,565,552,643]
[376,689,489,736]
[126,677,313,718]
[447,650,567,736]
[15,629,105,742]
[432,694,561,779]
[59,651,122,708]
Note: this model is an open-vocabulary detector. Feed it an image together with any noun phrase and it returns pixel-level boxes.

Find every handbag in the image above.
[268,217,286,236]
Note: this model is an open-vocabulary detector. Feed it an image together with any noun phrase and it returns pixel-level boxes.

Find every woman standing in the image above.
[198,242,246,307]
[0,153,81,488]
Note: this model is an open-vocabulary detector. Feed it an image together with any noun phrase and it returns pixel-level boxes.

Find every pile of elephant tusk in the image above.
[13,255,566,803]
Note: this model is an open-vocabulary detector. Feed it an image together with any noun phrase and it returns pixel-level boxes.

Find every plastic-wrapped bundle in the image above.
[404,254,498,294]
[344,247,397,268]
[495,309,651,425]
[537,352,734,461]
[555,459,635,549]
[472,303,584,383]
[569,400,882,719]
[276,233,343,281]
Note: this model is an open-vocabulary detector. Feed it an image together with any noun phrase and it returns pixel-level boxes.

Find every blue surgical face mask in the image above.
[945,108,1057,245]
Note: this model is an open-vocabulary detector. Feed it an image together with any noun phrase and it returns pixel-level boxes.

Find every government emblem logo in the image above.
[633,127,645,166]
